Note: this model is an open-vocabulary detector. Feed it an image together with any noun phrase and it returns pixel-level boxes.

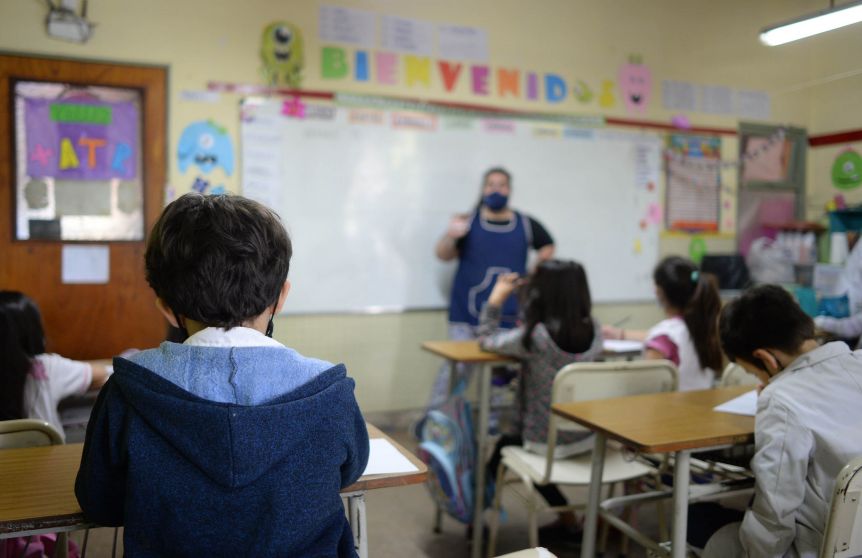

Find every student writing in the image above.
[603,256,722,390]
[697,285,862,557]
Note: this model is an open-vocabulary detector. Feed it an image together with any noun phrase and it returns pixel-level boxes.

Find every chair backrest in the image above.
[552,360,678,417]
[0,419,64,449]
[821,456,862,558]
[541,360,678,480]
[719,363,760,388]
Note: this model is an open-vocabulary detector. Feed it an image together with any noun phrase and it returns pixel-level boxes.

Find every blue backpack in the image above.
[417,394,477,524]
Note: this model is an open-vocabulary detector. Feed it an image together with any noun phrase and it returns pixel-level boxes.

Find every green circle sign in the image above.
[832,149,862,190]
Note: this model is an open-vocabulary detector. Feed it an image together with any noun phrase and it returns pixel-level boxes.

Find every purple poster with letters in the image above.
[24,98,139,180]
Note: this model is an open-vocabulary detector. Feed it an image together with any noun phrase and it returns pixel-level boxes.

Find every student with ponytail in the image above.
[603,256,722,390]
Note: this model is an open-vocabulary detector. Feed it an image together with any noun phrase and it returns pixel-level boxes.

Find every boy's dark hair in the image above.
[653,256,723,372]
[0,291,46,420]
[720,284,815,369]
[521,259,594,354]
[145,193,292,328]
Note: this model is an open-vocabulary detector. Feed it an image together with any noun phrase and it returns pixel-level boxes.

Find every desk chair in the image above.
[820,456,862,558]
[494,548,557,557]
[486,360,678,557]
[718,363,759,388]
[0,419,63,448]
[0,419,69,558]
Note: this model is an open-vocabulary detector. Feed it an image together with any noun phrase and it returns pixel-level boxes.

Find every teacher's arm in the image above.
[528,216,555,266]
[536,244,555,262]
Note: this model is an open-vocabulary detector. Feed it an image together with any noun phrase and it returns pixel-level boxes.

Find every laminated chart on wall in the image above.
[240,97,662,313]
[13,81,145,241]
[665,134,721,232]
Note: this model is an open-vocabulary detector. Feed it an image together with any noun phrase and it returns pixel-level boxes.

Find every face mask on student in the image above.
[483,192,508,211]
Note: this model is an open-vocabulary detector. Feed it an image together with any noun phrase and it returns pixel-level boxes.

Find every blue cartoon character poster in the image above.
[177,120,233,194]
[261,21,304,88]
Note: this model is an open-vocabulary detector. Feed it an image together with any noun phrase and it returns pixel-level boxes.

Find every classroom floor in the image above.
[71,427,675,558]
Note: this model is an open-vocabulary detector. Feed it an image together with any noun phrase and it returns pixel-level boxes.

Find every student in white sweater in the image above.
[603,256,723,390]
[699,284,862,557]
[0,291,109,441]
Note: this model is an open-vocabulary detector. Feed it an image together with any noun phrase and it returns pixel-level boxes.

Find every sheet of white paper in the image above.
[438,24,489,61]
[736,90,771,119]
[240,113,283,211]
[713,390,758,416]
[603,339,645,353]
[699,85,733,115]
[319,5,377,48]
[62,245,109,284]
[180,90,221,103]
[363,438,419,476]
[382,15,434,55]
[661,80,697,111]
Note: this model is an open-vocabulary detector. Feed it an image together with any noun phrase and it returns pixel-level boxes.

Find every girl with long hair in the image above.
[0,291,109,440]
[479,259,602,539]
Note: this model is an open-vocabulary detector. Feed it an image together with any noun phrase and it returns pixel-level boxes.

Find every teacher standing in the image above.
[432,167,555,403]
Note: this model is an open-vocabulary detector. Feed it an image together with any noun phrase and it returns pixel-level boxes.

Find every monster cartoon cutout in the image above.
[832,149,862,190]
[619,55,652,114]
[178,120,233,195]
[177,120,234,176]
[261,21,304,88]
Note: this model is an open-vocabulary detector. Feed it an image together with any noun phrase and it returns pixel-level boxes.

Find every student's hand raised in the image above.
[488,272,522,306]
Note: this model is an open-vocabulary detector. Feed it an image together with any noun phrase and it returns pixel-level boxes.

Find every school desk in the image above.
[0,424,426,558]
[420,338,644,556]
[552,385,754,558]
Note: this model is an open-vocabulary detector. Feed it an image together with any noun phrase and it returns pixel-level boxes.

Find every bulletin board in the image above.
[240,97,664,313]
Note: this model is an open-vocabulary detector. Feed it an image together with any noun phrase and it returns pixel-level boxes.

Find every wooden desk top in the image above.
[344,424,427,492]
[0,443,82,534]
[552,386,755,454]
[0,424,426,535]
[423,339,641,362]
[422,340,516,363]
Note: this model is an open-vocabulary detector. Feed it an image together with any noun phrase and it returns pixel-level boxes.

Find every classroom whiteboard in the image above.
[240,99,661,313]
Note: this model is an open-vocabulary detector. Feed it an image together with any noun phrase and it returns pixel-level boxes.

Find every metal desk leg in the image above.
[581,433,607,558]
[471,362,492,558]
[671,450,691,558]
[347,492,368,558]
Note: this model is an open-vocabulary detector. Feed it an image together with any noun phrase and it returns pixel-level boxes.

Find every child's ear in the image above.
[155,298,180,328]
[752,348,780,375]
[274,281,291,314]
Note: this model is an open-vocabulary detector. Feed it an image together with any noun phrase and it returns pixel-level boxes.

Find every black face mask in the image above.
[265,310,275,337]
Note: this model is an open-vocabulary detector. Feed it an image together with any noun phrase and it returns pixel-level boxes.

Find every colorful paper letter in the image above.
[321,46,349,79]
[438,61,463,92]
[375,52,398,85]
[405,56,431,87]
[59,138,80,170]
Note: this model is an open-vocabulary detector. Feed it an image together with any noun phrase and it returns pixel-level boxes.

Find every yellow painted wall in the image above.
[0,0,855,411]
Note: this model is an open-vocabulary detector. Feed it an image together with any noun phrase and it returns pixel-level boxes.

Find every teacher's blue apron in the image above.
[449,211,530,328]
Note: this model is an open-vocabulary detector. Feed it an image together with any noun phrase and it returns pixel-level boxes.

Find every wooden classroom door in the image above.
[0,53,167,359]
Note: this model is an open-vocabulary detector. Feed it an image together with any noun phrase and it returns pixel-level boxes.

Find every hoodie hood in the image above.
[110,357,356,489]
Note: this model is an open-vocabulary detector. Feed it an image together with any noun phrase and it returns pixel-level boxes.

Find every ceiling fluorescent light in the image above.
[760,0,862,46]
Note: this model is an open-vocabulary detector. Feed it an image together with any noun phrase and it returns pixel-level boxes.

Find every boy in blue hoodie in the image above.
[76,193,369,557]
